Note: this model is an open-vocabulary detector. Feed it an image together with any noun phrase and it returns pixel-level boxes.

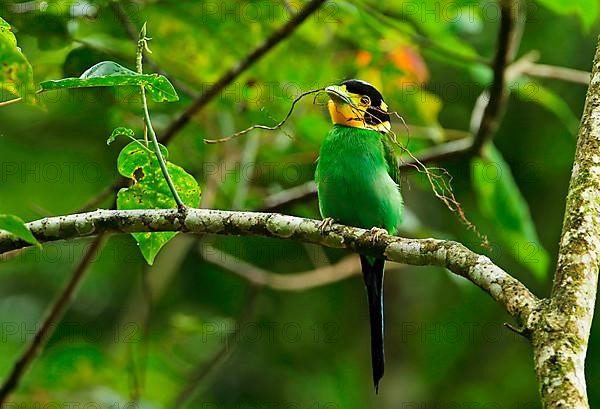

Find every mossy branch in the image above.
[0,208,539,326]
[532,37,600,409]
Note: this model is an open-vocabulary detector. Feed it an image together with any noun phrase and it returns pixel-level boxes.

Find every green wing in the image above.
[381,136,401,186]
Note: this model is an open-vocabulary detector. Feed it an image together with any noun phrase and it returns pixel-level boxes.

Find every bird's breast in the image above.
[315,127,403,232]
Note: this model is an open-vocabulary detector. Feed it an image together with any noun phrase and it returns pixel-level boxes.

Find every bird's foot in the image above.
[369,227,388,243]
[318,217,335,234]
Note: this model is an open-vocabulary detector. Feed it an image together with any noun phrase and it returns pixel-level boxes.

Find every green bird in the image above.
[315,79,403,392]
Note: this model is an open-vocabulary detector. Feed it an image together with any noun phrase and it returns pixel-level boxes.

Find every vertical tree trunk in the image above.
[532,36,600,408]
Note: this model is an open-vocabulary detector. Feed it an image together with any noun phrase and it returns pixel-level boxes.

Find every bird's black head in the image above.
[325,79,391,132]
[341,79,390,125]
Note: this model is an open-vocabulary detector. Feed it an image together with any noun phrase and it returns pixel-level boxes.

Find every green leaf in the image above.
[0,214,39,245]
[471,145,549,279]
[39,61,179,103]
[0,17,38,105]
[534,0,598,31]
[107,127,135,145]
[514,78,580,135]
[578,0,599,30]
[0,18,17,47]
[116,142,200,264]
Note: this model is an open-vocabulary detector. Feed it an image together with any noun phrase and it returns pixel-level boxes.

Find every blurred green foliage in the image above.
[0,16,36,104]
[471,144,549,279]
[0,0,598,408]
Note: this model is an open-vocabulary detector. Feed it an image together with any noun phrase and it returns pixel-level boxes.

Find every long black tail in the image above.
[360,255,386,393]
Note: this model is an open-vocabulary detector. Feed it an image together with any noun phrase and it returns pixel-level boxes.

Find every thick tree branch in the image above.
[531,38,600,409]
[0,208,539,325]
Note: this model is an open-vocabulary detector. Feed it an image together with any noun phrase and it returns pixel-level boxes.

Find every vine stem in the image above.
[137,23,185,209]
[140,87,184,209]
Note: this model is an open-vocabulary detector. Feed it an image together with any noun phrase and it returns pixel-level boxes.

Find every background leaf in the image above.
[0,214,39,245]
[471,145,550,278]
[513,78,580,135]
[0,17,37,105]
[116,141,200,264]
[40,61,179,102]
[534,0,599,31]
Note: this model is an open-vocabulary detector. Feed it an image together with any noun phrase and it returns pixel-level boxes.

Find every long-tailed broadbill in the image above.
[315,79,403,392]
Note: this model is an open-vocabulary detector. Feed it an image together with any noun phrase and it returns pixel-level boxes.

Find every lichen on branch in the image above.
[0,208,539,326]
[532,37,600,409]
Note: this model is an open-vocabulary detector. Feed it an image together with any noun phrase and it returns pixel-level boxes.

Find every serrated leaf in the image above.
[471,145,549,279]
[0,17,38,105]
[107,127,135,145]
[40,61,179,103]
[0,214,39,245]
[116,142,200,264]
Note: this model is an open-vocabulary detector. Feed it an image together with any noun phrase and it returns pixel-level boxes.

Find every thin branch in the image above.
[204,88,324,144]
[0,235,105,403]
[503,49,591,86]
[259,180,318,211]
[0,97,22,107]
[397,0,518,168]
[399,138,473,170]
[403,125,472,141]
[200,245,364,290]
[259,134,472,209]
[469,0,517,154]
[159,0,328,145]
[524,63,591,85]
[0,208,539,325]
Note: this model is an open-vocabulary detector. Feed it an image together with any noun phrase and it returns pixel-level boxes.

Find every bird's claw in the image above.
[370,227,388,243]
[318,217,335,234]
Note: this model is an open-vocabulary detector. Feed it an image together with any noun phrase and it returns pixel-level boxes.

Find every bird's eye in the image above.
[360,96,371,106]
